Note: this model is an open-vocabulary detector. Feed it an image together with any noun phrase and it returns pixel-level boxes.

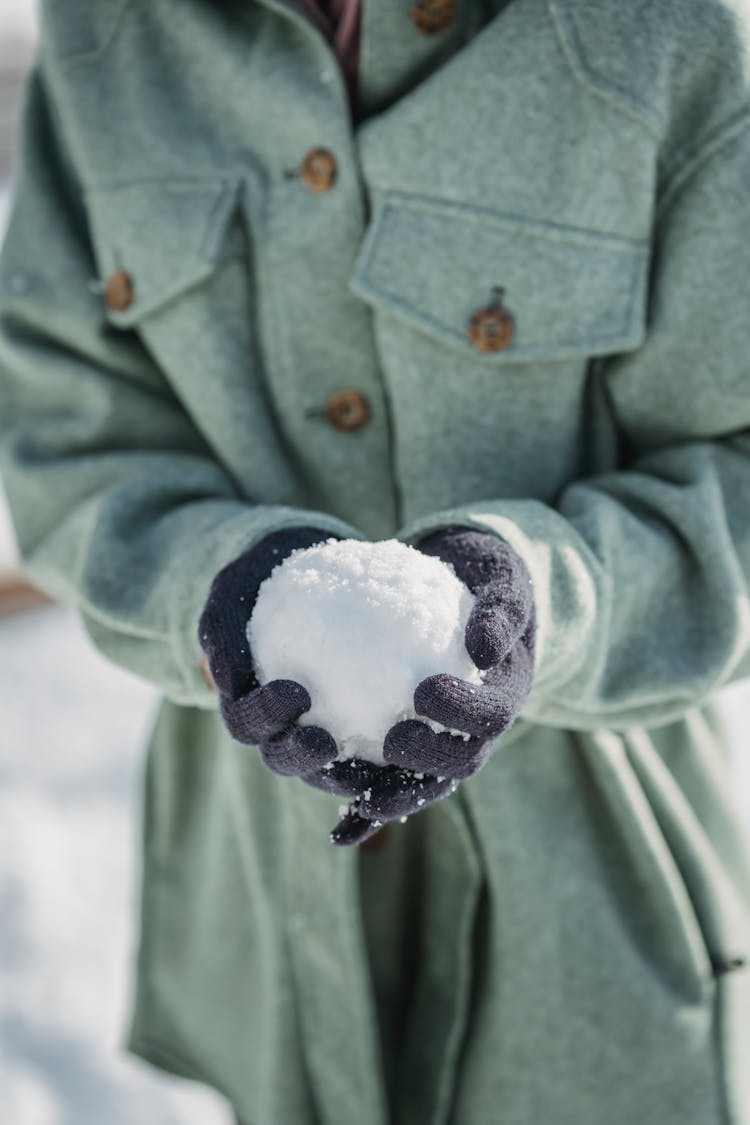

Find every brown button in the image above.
[359,823,391,852]
[299,148,338,194]
[467,304,515,352]
[325,389,371,432]
[199,655,217,693]
[103,269,134,312]
[411,0,455,34]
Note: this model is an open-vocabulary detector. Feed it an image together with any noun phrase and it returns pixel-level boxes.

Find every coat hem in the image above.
[125,1034,243,1118]
[126,1033,216,1084]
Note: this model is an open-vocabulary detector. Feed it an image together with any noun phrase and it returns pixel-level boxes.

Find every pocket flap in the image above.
[84,178,241,326]
[348,190,650,361]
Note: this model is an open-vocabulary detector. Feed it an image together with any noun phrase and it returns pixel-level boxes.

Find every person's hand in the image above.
[329,527,537,845]
[198,527,365,785]
[198,527,417,815]
[328,768,460,845]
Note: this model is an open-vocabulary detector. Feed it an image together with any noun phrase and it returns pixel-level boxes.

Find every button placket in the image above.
[258,174,395,535]
[289,144,371,437]
[280,141,376,439]
[250,26,398,536]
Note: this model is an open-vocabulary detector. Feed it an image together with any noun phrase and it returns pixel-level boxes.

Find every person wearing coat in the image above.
[1,1,749,1123]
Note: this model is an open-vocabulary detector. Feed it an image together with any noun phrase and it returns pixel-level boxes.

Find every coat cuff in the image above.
[397,501,601,726]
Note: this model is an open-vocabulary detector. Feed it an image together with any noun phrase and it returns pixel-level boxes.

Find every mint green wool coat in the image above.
[2,1,750,1123]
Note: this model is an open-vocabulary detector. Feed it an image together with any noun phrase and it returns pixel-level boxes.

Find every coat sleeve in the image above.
[398,112,750,731]
[0,59,364,708]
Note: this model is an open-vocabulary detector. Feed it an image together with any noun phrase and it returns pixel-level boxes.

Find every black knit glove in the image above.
[198,527,372,788]
[330,527,537,846]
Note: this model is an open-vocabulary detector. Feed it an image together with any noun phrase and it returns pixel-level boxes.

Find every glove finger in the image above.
[465,580,534,670]
[417,528,529,592]
[303,756,383,797]
[259,724,338,777]
[329,801,383,847]
[357,766,457,821]
[413,669,521,737]
[220,679,311,744]
[383,719,492,779]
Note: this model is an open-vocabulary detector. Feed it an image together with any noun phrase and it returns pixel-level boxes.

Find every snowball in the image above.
[246,538,483,765]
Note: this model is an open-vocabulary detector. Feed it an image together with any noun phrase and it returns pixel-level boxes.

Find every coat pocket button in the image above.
[467,293,515,352]
[104,269,134,312]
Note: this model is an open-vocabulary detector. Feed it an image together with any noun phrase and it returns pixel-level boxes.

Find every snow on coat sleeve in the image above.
[398,112,750,732]
[0,62,363,708]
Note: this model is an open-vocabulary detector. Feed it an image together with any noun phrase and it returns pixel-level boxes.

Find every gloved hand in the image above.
[330,527,537,846]
[198,526,376,793]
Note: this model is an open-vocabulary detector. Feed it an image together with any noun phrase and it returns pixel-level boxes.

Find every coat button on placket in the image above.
[411,0,456,34]
[325,389,372,432]
[299,147,339,193]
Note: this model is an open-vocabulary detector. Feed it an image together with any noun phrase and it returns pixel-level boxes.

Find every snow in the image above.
[0,603,232,1125]
[247,538,483,764]
[0,0,37,42]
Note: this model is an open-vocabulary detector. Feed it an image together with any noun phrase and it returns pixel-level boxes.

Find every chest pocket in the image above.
[348,189,650,365]
[82,174,307,507]
[83,177,244,328]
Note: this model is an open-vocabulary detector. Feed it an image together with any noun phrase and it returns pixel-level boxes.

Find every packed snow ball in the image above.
[246,538,484,765]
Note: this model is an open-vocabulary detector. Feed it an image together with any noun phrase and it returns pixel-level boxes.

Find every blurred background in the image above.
[0,4,231,1123]
[0,4,748,1125]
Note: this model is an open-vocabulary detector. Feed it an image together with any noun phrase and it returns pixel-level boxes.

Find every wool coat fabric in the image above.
[1,2,750,1124]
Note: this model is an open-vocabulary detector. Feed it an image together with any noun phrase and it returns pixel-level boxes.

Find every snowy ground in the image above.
[0,0,37,43]
[0,181,9,235]
[0,603,233,1125]
[0,474,19,574]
